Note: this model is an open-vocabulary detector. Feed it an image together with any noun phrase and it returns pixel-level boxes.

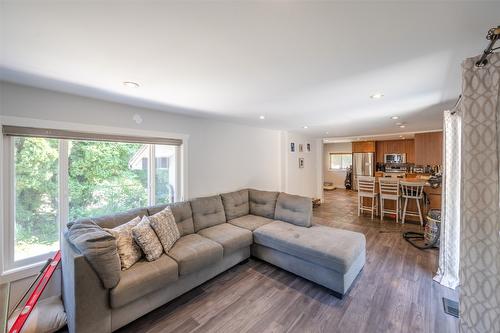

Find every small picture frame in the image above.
[299,157,304,168]
[290,142,295,152]
[306,143,311,152]
[298,144,304,152]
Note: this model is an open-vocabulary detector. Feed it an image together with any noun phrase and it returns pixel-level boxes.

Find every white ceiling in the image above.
[1,1,499,138]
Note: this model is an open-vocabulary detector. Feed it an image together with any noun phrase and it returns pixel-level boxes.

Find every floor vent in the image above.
[442,297,459,318]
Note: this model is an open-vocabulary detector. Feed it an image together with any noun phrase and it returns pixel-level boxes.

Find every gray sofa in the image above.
[62,189,366,333]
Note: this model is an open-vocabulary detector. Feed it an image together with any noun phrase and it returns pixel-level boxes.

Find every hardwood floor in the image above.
[117,189,459,333]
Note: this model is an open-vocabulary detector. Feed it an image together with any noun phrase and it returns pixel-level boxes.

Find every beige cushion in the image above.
[132,216,163,261]
[105,216,142,270]
[253,221,366,273]
[110,254,178,308]
[167,234,223,275]
[228,214,273,231]
[149,207,180,252]
[147,201,195,236]
[197,223,252,255]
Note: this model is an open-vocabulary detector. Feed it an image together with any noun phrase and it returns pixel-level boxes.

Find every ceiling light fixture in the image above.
[123,81,140,88]
[395,122,402,126]
[370,93,384,99]
[303,126,309,129]
[399,125,406,128]
[391,116,399,120]
[259,115,265,120]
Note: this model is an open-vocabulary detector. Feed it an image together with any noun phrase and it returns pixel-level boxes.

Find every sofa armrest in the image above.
[62,233,112,333]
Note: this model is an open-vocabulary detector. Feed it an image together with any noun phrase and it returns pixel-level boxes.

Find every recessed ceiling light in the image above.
[399,125,406,128]
[391,116,399,120]
[395,122,402,126]
[123,81,140,88]
[370,93,384,99]
[259,115,265,120]
[303,126,308,129]
[325,131,329,135]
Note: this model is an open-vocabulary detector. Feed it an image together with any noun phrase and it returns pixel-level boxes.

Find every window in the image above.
[13,137,60,261]
[2,127,183,270]
[329,153,352,170]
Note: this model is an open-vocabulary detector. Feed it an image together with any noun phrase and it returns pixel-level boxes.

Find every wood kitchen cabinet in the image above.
[375,139,415,163]
[414,132,443,166]
[352,141,375,153]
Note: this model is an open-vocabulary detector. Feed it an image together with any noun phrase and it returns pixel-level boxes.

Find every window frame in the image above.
[1,121,188,278]
[329,153,352,171]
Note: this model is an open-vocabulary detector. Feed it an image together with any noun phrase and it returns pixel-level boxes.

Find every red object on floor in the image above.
[8,250,61,333]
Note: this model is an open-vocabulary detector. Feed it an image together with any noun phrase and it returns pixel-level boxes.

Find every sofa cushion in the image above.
[221,189,249,221]
[67,220,121,289]
[190,195,226,232]
[253,221,366,273]
[132,216,163,262]
[110,255,178,308]
[149,207,180,253]
[197,223,252,255]
[68,207,149,230]
[228,214,273,231]
[274,193,312,227]
[147,201,194,236]
[249,189,279,219]
[167,234,223,275]
[105,216,143,270]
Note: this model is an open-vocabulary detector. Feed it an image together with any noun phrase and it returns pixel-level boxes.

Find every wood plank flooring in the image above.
[117,189,459,333]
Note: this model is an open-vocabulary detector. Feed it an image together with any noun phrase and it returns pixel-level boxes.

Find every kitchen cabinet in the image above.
[352,141,375,153]
[375,139,415,163]
[415,132,443,166]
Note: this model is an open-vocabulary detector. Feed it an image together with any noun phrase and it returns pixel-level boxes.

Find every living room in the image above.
[1,1,499,333]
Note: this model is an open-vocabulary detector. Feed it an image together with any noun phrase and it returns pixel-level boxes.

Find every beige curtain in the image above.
[459,52,500,332]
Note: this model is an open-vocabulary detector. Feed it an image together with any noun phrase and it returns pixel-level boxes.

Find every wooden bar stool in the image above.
[379,178,400,223]
[357,176,378,219]
[400,181,425,225]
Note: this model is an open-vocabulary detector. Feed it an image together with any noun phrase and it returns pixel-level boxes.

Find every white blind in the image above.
[2,125,182,146]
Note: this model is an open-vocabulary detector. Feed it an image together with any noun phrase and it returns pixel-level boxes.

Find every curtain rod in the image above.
[475,26,500,67]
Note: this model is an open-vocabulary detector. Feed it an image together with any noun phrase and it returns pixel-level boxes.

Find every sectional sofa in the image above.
[62,189,366,333]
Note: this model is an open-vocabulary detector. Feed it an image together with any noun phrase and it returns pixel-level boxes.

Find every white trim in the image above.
[148,144,155,205]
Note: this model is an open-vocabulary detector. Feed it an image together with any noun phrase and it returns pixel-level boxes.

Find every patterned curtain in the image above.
[459,52,500,332]
[433,110,460,289]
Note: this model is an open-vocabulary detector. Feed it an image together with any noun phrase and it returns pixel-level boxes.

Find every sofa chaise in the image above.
[62,189,366,333]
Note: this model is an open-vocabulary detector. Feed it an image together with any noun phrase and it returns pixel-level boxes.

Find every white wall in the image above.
[281,132,322,199]
[323,142,352,188]
[0,82,282,198]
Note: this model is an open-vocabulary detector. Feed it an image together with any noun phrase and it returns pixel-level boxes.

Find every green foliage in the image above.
[15,139,156,247]
[67,141,148,221]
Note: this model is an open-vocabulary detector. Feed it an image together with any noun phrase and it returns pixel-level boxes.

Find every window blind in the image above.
[2,125,183,146]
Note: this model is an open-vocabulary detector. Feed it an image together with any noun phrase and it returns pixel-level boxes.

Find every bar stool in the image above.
[379,178,400,223]
[357,176,378,219]
[400,181,425,225]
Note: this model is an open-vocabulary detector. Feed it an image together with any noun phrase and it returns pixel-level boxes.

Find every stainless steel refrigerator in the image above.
[352,152,375,190]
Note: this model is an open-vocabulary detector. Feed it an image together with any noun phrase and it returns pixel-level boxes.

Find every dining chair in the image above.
[379,178,400,223]
[357,176,378,219]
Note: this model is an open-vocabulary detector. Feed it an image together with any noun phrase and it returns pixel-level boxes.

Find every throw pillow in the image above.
[149,207,180,252]
[132,216,163,261]
[105,216,143,270]
[67,220,121,289]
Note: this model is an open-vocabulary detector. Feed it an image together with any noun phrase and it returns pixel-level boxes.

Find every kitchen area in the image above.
[323,131,443,222]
